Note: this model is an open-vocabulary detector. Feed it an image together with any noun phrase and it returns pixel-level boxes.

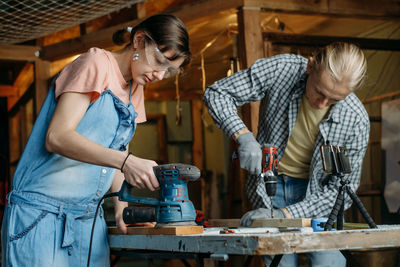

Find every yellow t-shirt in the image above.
[278,94,330,178]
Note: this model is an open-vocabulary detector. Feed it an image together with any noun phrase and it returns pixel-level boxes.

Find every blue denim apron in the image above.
[2,76,137,266]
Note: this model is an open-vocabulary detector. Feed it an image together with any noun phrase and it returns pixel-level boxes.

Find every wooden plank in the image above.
[244,0,400,18]
[9,63,34,110]
[0,45,40,61]
[191,99,204,169]
[35,59,51,116]
[263,32,400,51]
[362,90,400,104]
[40,0,244,61]
[108,225,203,235]
[109,226,400,255]
[49,56,78,77]
[13,63,34,95]
[237,7,263,136]
[235,7,264,215]
[0,85,16,97]
[209,218,311,228]
[191,99,205,214]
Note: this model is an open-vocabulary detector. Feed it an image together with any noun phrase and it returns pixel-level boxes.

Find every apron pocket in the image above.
[9,205,49,242]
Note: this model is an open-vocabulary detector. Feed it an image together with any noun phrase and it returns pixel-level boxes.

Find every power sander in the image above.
[118,163,201,226]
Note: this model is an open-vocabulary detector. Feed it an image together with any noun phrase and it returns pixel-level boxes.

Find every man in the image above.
[202,42,369,266]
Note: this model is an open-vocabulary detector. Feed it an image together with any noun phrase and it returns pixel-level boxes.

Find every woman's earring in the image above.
[133,52,139,61]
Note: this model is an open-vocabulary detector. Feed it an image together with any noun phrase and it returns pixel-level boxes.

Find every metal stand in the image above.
[323,147,377,231]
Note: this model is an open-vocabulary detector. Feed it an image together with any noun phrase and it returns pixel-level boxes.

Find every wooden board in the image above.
[209,218,311,228]
[108,225,203,236]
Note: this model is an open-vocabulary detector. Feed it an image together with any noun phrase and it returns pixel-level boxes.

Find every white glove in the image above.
[240,208,286,227]
[237,132,262,175]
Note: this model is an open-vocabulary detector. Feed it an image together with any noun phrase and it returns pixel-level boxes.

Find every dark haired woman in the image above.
[1,14,191,266]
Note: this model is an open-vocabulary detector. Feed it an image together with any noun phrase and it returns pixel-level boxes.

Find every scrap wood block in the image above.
[108,225,203,235]
[209,218,311,228]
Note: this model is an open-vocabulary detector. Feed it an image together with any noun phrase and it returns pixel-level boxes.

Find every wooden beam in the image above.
[7,63,34,110]
[191,99,204,212]
[263,32,400,51]
[209,218,312,228]
[237,7,263,135]
[49,56,78,77]
[362,90,400,104]
[40,0,244,61]
[0,85,16,97]
[0,45,40,61]
[236,7,264,215]
[170,0,243,23]
[39,25,122,61]
[108,225,203,235]
[244,0,400,18]
[35,60,51,116]
[144,88,202,101]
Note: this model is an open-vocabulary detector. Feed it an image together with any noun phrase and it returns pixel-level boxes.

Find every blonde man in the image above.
[203,43,368,267]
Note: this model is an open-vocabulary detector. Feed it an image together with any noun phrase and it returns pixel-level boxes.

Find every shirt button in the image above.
[97,191,101,196]
[102,169,107,174]
[86,210,90,214]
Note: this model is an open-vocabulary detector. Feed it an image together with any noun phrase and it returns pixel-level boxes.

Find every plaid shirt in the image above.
[203,54,370,218]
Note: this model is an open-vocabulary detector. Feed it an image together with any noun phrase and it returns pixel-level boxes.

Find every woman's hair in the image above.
[113,14,191,67]
[312,42,367,90]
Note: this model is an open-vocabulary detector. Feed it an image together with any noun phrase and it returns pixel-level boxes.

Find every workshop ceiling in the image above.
[0,0,145,45]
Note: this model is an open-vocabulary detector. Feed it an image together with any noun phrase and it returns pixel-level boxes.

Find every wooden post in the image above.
[34,59,50,118]
[191,99,205,212]
[237,6,264,135]
[235,6,264,214]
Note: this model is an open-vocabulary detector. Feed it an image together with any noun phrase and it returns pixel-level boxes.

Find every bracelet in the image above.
[120,152,132,173]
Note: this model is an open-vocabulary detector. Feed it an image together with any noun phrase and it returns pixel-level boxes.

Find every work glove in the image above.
[240,208,286,227]
[237,132,262,175]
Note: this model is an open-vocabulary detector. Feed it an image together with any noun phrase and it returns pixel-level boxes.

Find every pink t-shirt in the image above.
[55,47,146,123]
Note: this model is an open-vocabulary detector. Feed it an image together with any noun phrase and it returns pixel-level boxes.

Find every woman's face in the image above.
[130,33,184,85]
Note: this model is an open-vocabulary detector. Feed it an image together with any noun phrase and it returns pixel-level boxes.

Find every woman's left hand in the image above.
[115,210,128,234]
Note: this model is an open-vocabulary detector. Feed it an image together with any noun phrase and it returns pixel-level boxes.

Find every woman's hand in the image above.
[122,154,159,191]
[115,209,128,234]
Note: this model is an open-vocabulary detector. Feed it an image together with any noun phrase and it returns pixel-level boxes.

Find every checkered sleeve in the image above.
[202,58,280,138]
[286,108,370,218]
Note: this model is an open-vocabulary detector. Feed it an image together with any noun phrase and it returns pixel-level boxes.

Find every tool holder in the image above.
[322,145,377,231]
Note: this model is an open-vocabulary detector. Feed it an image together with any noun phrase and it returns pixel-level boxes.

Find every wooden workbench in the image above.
[108,225,400,265]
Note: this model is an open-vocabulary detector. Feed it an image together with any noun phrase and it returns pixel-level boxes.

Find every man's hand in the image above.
[236,132,262,175]
[240,208,286,227]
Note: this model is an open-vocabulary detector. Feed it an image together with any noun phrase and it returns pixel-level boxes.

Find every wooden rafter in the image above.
[0,45,40,61]
[244,0,400,18]
[0,85,15,97]
[40,0,244,61]
[263,32,400,51]
[7,63,34,110]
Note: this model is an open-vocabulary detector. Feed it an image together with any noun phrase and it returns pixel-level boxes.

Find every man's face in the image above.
[305,60,352,109]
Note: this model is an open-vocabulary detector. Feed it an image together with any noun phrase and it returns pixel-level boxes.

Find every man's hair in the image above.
[312,42,367,90]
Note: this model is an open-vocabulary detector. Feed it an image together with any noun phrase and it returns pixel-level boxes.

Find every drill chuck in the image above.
[260,170,277,196]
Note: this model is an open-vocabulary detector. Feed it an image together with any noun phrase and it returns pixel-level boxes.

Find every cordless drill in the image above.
[259,144,278,218]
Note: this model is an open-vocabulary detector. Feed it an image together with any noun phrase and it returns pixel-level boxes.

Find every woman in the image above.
[1,14,191,266]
